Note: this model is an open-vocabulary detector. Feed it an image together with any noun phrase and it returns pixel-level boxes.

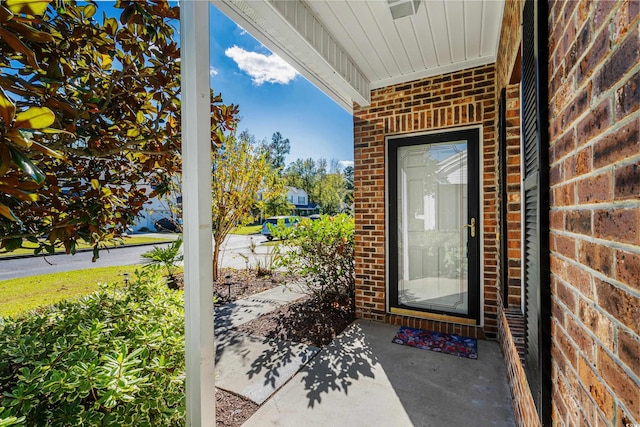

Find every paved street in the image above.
[0,233,278,281]
[0,243,173,281]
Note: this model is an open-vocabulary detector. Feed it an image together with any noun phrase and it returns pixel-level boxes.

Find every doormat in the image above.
[391,326,478,359]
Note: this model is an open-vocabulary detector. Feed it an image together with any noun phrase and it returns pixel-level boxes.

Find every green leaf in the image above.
[13,107,55,129]
[0,86,16,125]
[9,147,45,184]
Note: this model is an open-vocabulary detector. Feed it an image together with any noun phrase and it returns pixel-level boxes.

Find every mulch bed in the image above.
[237,296,355,348]
[173,268,355,426]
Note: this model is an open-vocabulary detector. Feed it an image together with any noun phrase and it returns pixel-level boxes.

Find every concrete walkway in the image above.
[215,289,516,426]
[214,285,320,405]
[244,320,516,426]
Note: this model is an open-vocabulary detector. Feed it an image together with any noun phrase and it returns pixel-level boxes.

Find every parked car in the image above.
[154,217,182,233]
[261,216,299,240]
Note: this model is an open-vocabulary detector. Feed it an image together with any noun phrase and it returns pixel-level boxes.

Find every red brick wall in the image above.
[548,0,639,425]
[353,63,497,339]
[493,1,541,426]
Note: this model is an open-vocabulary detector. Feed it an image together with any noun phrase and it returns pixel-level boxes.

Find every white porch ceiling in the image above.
[213,0,505,111]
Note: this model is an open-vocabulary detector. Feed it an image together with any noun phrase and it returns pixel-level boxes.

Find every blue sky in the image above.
[208,5,354,168]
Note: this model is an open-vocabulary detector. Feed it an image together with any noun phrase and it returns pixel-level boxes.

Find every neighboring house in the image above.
[286,186,318,216]
[132,182,181,232]
[182,1,638,425]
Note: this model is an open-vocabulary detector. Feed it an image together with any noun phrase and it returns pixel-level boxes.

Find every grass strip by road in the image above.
[230,224,261,235]
[0,236,174,258]
[0,265,143,318]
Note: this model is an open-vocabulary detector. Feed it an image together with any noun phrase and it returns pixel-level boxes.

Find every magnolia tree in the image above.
[0,0,238,258]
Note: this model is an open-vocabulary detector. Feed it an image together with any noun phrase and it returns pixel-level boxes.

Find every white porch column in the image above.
[180,1,215,426]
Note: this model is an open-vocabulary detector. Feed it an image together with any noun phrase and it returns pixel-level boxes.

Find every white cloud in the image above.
[224,45,298,85]
[339,160,354,168]
[209,67,219,76]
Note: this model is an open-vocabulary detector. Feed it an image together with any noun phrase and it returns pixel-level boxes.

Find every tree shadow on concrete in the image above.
[298,322,377,408]
[241,320,377,408]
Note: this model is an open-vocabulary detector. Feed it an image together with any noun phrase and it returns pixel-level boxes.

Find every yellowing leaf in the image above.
[0,144,10,176]
[0,185,38,201]
[0,86,16,126]
[0,27,39,69]
[5,20,54,43]
[14,107,55,129]
[6,130,33,148]
[40,127,75,137]
[0,203,21,223]
[136,110,145,124]
[91,179,99,190]
[101,53,112,69]
[104,17,118,36]
[83,3,96,19]
[5,0,50,16]
[30,141,64,159]
[127,128,140,138]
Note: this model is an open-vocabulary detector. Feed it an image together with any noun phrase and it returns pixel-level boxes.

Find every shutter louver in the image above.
[521,0,550,423]
[499,89,508,307]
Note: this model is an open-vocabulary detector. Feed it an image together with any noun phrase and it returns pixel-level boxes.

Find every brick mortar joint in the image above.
[551,253,640,300]
[550,84,639,144]
[552,367,586,426]
[549,227,640,256]
[555,358,611,427]
[549,115,640,166]
[552,292,640,380]
[550,310,604,373]
[549,154,640,186]
[549,128,640,173]
[567,40,640,106]
[554,274,638,339]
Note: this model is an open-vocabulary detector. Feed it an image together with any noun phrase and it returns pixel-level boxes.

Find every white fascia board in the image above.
[370,55,497,90]
[213,0,371,111]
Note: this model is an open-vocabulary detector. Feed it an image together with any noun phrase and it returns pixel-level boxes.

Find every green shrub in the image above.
[141,238,183,289]
[276,214,354,305]
[0,270,185,426]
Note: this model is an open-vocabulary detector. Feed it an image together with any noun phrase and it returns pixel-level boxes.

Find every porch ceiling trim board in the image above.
[214,0,505,107]
[212,0,371,111]
[181,1,216,425]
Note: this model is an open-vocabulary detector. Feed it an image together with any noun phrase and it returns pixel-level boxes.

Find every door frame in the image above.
[386,126,483,324]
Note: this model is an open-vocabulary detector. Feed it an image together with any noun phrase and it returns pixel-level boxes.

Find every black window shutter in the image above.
[499,88,508,308]
[521,0,551,424]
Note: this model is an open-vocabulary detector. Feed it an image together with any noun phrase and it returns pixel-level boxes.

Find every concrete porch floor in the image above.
[244,319,516,427]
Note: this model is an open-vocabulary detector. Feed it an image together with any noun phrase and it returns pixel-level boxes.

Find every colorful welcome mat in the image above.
[391,326,478,359]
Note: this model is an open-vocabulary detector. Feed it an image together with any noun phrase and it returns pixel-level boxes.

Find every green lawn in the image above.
[0,265,143,318]
[0,235,174,258]
[231,224,261,235]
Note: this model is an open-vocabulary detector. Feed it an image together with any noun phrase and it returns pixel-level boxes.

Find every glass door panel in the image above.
[390,129,479,321]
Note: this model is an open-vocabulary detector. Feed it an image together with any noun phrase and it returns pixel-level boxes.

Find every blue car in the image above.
[261,216,299,241]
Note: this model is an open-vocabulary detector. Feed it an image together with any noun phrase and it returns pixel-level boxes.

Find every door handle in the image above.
[463,217,476,237]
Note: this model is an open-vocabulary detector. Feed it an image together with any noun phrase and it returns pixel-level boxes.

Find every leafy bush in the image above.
[141,238,183,289]
[0,271,185,426]
[276,214,354,305]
